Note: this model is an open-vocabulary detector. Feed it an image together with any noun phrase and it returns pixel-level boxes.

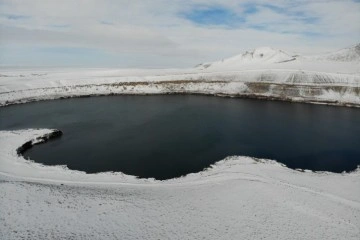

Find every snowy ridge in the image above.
[307,44,360,62]
[196,44,360,70]
[196,47,296,69]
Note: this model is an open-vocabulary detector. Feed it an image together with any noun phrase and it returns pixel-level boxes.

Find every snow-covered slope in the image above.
[307,44,360,62]
[0,129,359,239]
[196,44,360,72]
[196,47,297,69]
[0,44,359,107]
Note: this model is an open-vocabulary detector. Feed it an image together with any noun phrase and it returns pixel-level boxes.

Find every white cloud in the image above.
[0,0,359,67]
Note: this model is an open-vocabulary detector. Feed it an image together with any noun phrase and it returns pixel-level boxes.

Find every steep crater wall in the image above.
[0,70,359,107]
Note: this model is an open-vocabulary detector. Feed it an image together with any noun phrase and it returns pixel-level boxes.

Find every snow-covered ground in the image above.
[0,44,359,107]
[0,129,359,239]
[1,45,360,239]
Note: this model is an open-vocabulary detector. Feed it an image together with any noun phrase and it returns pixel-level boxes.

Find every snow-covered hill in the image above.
[196,44,360,72]
[196,47,297,69]
[0,44,359,107]
[307,43,360,62]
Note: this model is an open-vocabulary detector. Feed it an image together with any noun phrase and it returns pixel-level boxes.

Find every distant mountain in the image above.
[307,44,360,62]
[196,44,360,70]
[196,47,296,69]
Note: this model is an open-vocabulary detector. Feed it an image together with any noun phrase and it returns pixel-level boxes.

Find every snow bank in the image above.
[0,129,359,239]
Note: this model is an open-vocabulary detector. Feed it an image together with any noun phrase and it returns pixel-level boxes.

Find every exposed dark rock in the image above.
[17,130,63,155]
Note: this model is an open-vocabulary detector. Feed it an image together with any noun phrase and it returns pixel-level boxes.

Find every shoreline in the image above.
[1,79,359,108]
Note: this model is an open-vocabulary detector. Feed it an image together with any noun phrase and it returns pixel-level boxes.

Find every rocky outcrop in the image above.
[17,129,63,155]
[1,77,359,108]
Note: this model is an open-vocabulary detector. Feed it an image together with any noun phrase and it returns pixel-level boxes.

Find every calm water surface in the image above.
[1,95,359,180]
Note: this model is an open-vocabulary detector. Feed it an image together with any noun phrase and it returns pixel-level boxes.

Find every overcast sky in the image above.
[0,0,359,68]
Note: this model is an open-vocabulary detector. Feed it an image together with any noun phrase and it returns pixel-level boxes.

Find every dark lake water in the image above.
[1,95,359,180]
